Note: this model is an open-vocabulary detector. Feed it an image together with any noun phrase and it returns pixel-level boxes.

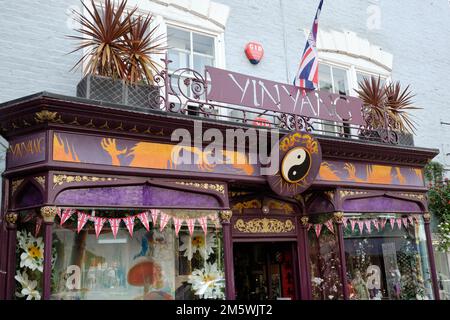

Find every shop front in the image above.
[0,65,441,300]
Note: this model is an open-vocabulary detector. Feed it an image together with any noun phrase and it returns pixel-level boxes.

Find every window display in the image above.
[50,209,224,300]
[344,213,433,300]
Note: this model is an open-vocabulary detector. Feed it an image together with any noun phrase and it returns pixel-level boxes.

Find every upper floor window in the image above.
[167,26,215,74]
[319,64,350,95]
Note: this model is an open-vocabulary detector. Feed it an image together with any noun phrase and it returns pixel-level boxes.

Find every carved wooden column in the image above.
[334,211,349,300]
[220,210,235,300]
[298,216,312,300]
[40,206,58,300]
[423,212,440,300]
[4,212,18,300]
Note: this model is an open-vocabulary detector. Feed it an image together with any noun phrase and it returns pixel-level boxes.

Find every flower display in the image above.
[17,231,44,272]
[188,262,225,300]
[14,271,41,300]
[179,232,216,261]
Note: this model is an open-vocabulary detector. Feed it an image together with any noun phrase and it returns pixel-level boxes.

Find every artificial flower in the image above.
[311,277,324,286]
[179,232,216,261]
[14,271,41,300]
[19,233,44,272]
[188,262,225,300]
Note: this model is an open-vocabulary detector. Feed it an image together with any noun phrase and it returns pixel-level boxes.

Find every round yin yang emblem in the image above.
[267,132,322,197]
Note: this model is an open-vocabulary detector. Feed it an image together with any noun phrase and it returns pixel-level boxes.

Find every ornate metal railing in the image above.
[144,57,412,146]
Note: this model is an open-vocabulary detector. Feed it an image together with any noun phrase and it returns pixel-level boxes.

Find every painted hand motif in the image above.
[101,138,127,166]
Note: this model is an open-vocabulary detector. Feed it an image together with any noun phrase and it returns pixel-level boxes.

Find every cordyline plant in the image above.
[69,0,165,84]
[355,76,420,134]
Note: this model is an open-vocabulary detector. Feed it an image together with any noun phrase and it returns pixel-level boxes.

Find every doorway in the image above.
[233,242,297,300]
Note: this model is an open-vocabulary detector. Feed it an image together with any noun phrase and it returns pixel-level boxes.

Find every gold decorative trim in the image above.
[219,210,233,223]
[5,212,18,225]
[40,206,59,223]
[339,190,369,198]
[70,117,80,126]
[232,199,262,213]
[234,218,295,233]
[129,125,139,133]
[399,193,426,201]
[423,212,431,223]
[99,121,110,129]
[11,179,24,195]
[174,181,225,195]
[85,119,95,128]
[34,176,46,189]
[265,200,294,214]
[324,191,335,201]
[300,216,309,226]
[333,211,344,224]
[229,191,251,198]
[304,193,313,203]
[115,122,124,131]
[53,174,118,188]
[35,110,63,123]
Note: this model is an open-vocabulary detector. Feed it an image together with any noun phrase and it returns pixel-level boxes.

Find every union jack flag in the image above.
[294,0,324,90]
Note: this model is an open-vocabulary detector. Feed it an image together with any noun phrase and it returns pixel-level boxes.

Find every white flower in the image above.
[188,262,225,300]
[312,277,324,285]
[14,271,41,300]
[19,234,44,272]
[179,232,216,261]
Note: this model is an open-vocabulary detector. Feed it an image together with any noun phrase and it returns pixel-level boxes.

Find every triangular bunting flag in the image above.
[342,217,348,228]
[186,218,196,235]
[123,216,135,237]
[159,213,170,232]
[373,219,379,231]
[350,220,357,233]
[197,216,208,235]
[77,212,89,233]
[402,217,409,228]
[396,218,402,230]
[173,217,183,236]
[137,212,150,231]
[364,220,372,234]
[389,218,396,229]
[324,220,334,234]
[380,218,387,230]
[60,208,74,226]
[108,218,121,239]
[94,217,106,238]
[357,220,364,234]
[151,209,159,226]
[408,216,414,225]
[307,223,312,231]
[315,224,322,238]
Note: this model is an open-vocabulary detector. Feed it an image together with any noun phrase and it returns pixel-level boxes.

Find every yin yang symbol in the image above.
[281,147,311,184]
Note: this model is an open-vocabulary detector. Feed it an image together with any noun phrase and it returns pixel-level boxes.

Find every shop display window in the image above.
[344,213,433,300]
[50,210,224,300]
[308,213,343,300]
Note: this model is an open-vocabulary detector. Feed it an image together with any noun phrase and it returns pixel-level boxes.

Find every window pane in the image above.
[168,49,190,71]
[193,54,214,72]
[193,33,214,56]
[167,27,191,51]
[319,64,333,92]
[332,67,349,95]
[356,73,386,89]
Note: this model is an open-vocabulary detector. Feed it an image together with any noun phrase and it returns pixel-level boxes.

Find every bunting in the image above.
[123,216,135,237]
[77,212,89,233]
[173,217,184,236]
[60,208,74,225]
[137,212,150,231]
[94,217,106,238]
[108,218,121,239]
[197,216,208,235]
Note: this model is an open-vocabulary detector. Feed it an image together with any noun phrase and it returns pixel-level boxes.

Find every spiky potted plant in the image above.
[69,0,165,109]
[356,76,419,145]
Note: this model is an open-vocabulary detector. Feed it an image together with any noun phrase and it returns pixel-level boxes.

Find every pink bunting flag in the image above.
[402,217,409,228]
[186,218,196,235]
[77,212,89,233]
[408,216,414,225]
[123,216,135,237]
[357,220,365,234]
[389,218,396,229]
[350,220,357,233]
[342,217,348,228]
[57,208,62,218]
[380,218,387,230]
[108,218,121,239]
[324,220,334,234]
[396,218,402,230]
[209,214,221,228]
[60,208,73,226]
[197,216,208,235]
[150,209,159,226]
[173,217,183,236]
[94,217,106,238]
[137,212,150,231]
[307,223,313,231]
[315,224,322,238]
[373,219,379,231]
[159,213,170,231]
[364,220,372,234]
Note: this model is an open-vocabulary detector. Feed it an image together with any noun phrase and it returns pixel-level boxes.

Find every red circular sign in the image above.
[252,117,271,127]
[245,42,264,65]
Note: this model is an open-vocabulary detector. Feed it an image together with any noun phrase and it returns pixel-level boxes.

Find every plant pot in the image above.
[76,74,160,110]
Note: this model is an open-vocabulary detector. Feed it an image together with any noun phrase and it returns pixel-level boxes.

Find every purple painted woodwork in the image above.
[7,132,46,169]
[297,221,312,300]
[222,221,236,300]
[308,196,335,214]
[206,67,365,126]
[343,196,422,213]
[55,185,220,208]
[5,225,17,300]
[14,183,44,208]
[424,218,440,300]
[336,223,349,300]
[42,223,53,300]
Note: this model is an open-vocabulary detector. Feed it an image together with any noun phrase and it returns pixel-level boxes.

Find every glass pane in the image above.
[193,33,215,56]
[318,64,333,92]
[356,72,386,89]
[193,54,214,73]
[344,213,434,300]
[168,49,190,71]
[167,27,191,51]
[332,67,349,95]
[51,212,225,300]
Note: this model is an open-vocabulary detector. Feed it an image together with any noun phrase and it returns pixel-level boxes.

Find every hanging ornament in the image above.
[324,220,334,234]
[350,220,357,233]
[173,217,183,236]
[389,218,396,229]
[150,209,159,226]
[186,218,196,235]
[60,208,74,226]
[77,212,89,233]
[315,224,322,238]
[197,216,208,235]
[159,213,170,232]
[94,217,106,238]
[364,220,372,234]
[108,218,121,239]
[137,212,150,231]
[357,220,365,234]
[123,216,135,237]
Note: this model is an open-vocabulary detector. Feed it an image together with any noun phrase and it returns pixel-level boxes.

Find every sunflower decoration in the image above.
[17,231,44,272]
[187,262,225,300]
[179,232,217,261]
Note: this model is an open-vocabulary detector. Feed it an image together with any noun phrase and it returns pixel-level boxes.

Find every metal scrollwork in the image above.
[234,218,295,233]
